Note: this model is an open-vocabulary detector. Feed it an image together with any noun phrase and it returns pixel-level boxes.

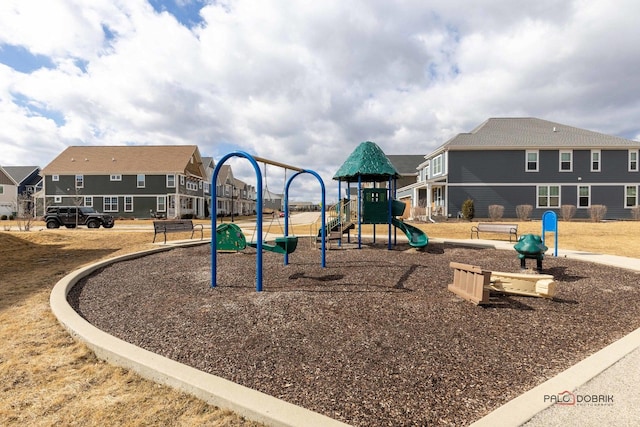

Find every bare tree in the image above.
[16,191,35,231]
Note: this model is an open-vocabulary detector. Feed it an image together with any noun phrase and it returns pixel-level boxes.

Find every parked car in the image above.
[45,206,115,229]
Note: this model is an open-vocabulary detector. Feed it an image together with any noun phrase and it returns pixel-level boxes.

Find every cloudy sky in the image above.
[2,0,640,200]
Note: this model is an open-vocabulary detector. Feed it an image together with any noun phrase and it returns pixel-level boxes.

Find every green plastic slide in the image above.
[391,218,429,248]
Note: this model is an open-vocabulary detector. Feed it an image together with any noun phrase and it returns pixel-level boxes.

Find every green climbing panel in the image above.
[216,223,247,251]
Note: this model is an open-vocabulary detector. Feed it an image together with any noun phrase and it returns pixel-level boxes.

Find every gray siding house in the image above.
[399,118,640,220]
[0,166,42,217]
[212,164,257,217]
[41,145,207,219]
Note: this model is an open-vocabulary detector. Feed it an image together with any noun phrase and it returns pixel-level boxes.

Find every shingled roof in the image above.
[42,145,205,177]
[333,141,400,182]
[440,117,638,151]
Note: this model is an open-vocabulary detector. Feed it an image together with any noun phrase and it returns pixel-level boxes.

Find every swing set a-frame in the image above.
[246,163,297,255]
[211,151,327,292]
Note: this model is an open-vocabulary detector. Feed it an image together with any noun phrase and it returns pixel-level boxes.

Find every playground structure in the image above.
[211,151,326,291]
[514,233,548,271]
[330,141,429,249]
[448,262,557,305]
[215,223,246,251]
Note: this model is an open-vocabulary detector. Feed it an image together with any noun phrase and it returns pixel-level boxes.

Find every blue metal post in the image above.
[542,210,558,257]
[357,176,362,249]
[211,151,263,292]
[337,180,342,247]
[284,170,326,267]
[387,176,392,250]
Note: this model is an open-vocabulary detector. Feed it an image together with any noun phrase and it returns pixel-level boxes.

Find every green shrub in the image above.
[462,198,475,221]
[0,215,7,220]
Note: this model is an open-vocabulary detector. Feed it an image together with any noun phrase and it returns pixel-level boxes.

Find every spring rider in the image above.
[514,234,548,271]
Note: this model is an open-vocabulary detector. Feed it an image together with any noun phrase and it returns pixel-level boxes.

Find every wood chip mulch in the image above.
[68,239,640,426]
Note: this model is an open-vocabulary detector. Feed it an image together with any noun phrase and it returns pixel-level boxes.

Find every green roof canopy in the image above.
[333,141,400,182]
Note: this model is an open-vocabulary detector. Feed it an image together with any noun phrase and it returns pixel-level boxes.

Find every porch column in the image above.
[426,183,432,219]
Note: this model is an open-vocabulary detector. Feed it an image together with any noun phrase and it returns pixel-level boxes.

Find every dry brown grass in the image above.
[1,218,639,426]
[0,226,259,427]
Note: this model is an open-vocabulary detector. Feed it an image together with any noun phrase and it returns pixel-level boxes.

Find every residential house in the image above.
[0,166,42,217]
[387,155,425,219]
[41,145,207,219]
[202,156,215,216]
[214,164,257,216]
[387,155,425,189]
[398,118,640,220]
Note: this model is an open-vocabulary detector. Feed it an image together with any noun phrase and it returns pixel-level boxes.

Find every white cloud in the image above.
[1,0,640,201]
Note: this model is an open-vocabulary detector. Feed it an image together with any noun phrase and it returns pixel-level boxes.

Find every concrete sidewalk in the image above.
[431,238,640,427]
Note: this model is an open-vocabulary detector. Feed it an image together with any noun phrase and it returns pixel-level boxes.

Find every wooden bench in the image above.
[470,223,518,242]
[153,220,204,244]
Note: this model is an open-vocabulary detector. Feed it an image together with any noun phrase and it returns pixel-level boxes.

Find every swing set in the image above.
[247,163,298,254]
[211,151,327,291]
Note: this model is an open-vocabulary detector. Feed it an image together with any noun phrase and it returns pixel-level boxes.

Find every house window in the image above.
[591,150,601,172]
[52,175,59,181]
[124,196,133,212]
[104,196,118,212]
[75,175,84,188]
[432,155,442,176]
[167,174,175,188]
[526,150,539,172]
[625,186,637,207]
[157,196,166,212]
[578,185,590,208]
[559,150,572,172]
[137,174,145,188]
[0,185,3,195]
[110,174,122,181]
[54,196,62,203]
[180,175,185,185]
[199,181,203,190]
[537,185,560,208]
[629,150,639,172]
[84,196,93,207]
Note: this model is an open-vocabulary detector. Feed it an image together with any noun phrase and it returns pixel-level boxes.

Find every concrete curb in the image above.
[49,241,349,427]
[50,237,640,426]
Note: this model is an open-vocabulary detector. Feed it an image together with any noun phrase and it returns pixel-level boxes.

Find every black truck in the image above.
[45,206,115,229]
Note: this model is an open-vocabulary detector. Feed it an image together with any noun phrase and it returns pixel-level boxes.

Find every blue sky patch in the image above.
[149,0,205,28]
[0,44,54,73]
[12,93,66,126]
